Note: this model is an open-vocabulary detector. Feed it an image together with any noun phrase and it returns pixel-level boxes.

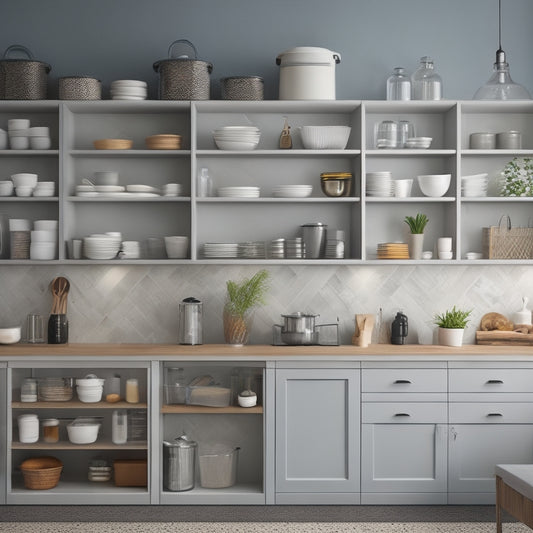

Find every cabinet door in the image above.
[275,368,359,494]
[448,424,533,494]
[0,365,6,505]
[361,422,447,494]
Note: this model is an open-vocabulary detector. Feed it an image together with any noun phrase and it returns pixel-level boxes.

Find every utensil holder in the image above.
[48,314,68,344]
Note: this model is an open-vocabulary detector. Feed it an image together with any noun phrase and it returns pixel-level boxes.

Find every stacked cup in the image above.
[9,218,31,259]
[11,173,38,197]
[28,127,51,149]
[31,220,58,260]
[8,119,30,149]
[437,237,453,260]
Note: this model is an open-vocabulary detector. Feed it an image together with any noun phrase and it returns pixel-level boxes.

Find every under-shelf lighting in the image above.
[473,0,531,100]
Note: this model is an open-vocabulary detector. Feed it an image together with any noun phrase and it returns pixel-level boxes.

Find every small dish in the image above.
[465,252,483,260]
[421,251,433,260]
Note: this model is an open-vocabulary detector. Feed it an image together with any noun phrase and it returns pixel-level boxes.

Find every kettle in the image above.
[178,297,203,345]
[391,311,408,345]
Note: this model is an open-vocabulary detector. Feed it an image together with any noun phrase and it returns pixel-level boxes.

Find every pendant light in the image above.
[473,0,531,100]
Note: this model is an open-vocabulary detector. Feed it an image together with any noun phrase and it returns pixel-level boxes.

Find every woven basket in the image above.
[482,215,533,259]
[93,139,133,150]
[20,456,63,490]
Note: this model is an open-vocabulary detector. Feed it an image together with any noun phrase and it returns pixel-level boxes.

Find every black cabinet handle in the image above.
[487,413,503,417]
[394,380,412,384]
[486,380,504,384]
[394,413,411,417]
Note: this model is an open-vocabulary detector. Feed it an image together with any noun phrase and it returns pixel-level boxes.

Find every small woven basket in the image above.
[20,456,63,490]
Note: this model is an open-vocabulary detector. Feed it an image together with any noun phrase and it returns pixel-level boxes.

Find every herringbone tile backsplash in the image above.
[0,264,531,345]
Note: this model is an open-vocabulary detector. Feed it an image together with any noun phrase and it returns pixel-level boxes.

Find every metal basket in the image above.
[59,76,101,100]
[221,76,264,100]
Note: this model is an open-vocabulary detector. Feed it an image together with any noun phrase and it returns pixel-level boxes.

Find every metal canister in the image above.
[163,434,197,491]
[178,297,203,345]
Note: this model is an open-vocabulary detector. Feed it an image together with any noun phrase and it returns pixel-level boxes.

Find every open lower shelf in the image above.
[159,482,264,505]
[161,405,263,414]
[11,440,148,450]
[11,401,147,409]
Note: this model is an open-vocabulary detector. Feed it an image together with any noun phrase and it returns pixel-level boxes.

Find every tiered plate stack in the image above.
[285,237,305,259]
[377,242,409,260]
[145,134,182,150]
[272,184,313,198]
[213,126,260,151]
[110,80,148,100]
[366,171,393,197]
[461,173,489,197]
[83,233,122,260]
[217,186,260,198]
[269,239,286,259]
[120,241,141,259]
[238,242,266,259]
[325,229,345,259]
[203,243,239,259]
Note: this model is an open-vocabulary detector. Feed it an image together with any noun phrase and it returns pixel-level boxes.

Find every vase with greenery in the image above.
[433,305,472,347]
[223,269,270,346]
[404,213,429,260]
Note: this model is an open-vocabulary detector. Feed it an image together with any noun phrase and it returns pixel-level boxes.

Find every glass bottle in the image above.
[386,67,411,101]
[197,167,213,197]
[411,56,442,100]
[125,378,139,403]
[112,409,128,444]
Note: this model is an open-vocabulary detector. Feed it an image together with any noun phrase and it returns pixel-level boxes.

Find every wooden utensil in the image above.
[50,276,70,315]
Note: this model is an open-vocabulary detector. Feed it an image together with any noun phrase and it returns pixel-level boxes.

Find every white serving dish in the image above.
[11,173,38,188]
[300,125,351,150]
[67,418,101,444]
[214,139,259,151]
[15,186,34,197]
[30,242,56,260]
[9,136,29,150]
[417,174,451,197]
[0,326,21,344]
[30,137,52,150]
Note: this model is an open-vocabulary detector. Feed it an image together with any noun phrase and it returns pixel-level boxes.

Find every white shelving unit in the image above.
[0,99,531,264]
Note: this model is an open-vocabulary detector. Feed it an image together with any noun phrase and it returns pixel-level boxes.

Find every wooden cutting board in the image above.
[476,330,533,345]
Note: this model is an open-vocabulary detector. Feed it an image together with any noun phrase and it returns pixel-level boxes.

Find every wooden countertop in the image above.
[0,343,533,361]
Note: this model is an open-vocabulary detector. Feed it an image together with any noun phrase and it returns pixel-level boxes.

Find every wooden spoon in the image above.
[50,277,70,315]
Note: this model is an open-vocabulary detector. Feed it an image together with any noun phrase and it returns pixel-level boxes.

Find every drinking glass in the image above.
[26,313,44,343]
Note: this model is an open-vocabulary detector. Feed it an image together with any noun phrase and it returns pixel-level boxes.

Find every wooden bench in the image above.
[495,464,533,532]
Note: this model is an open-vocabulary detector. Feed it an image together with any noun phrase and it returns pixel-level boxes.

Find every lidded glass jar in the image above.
[386,67,411,100]
[411,56,442,100]
[21,377,38,402]
[42,418,60,443]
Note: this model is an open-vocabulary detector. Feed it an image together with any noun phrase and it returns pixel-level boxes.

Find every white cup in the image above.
[393,179,413,198]
[164,236,189,258]
[70,239,82,259]
[94,171,119,186]
[437,237,452,252]
[438,251,453,260]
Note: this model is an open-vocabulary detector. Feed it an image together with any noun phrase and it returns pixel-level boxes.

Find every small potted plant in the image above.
[433,305,472,347]
[223,269,270,346]
[404,213,428,260]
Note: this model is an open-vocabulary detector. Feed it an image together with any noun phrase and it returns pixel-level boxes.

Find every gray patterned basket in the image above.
[59,76,101,100]
[0,45,51,100]
[153,39,212,100]
[221,76,264,100]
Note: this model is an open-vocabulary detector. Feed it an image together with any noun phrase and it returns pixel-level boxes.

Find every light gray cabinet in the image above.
[0,364,6,505]
[448,363,533,504]
[275,364,360,504]
[361,363,448,504]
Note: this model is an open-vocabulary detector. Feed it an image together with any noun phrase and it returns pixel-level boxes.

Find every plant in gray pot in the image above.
[404,213,428,260]
[433,306,472,347]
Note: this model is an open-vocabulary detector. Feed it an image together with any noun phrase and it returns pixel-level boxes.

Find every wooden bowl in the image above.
[93,139,133,150]
[145,134,182,150]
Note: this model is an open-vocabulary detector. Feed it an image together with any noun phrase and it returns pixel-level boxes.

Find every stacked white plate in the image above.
[162,183,182,196]
[461,173,489,197]
[238,241,266,259]
[120,241,141,259]
[213,126,260,151]
[405,137,432,149]
[203,243,239,258]
[126,184,161,195]
[217,186,260,198]
[110,80,147,100]
[83,233,122,260]
[272,184,313,198]
[366,171,393,197]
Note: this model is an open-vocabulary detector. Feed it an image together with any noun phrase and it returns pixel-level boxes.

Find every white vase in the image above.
[438,327,464,347]
[408,233,424,260]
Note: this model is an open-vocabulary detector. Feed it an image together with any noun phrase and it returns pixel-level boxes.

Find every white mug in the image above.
[437,237,452,252]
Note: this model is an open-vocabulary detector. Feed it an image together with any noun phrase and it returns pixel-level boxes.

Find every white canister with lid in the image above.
[276,47,341,100]
[512,297,532,326]
[18,413,39,443]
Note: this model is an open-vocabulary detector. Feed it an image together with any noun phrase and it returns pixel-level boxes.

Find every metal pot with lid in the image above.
[163,433,197,491]
[279,312,320,345]
[178,296,203,345]
[276,46,341,100]
[153,39,213,100]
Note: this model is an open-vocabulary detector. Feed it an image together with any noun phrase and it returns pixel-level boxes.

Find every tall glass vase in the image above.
[223,307,253,346]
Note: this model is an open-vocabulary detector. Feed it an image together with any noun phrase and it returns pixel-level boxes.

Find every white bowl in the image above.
[0,326,21,344]
[8,119,30,130]
[76,377,105,387]
[9,218,31,231]
[30,137,51,150]
[94,171,119,186]
[164,236,189,258]
[30,242,56,260]
[438,251,453,260]
[214,139,259,151]
[28,127,49,137]
[300,125,351,150]
[0,180,14,196]
[34,219,58,231]
[0,129,7,149]
[11,173,38,188]
[15,186,34,197]
[31,230,56,243]
[76,387,103,403]
[9,136,29,150]
[67,420,100,444]
[417,174,451,197]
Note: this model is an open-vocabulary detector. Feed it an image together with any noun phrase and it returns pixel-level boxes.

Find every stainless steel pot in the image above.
[280,312,319,345]
[163,434,197,491]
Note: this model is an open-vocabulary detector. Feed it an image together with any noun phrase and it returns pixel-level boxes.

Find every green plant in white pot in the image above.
[404,213,428,260]
[433,306,472,347]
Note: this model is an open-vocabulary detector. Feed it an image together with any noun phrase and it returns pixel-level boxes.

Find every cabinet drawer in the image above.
[449,402,533,423]
[362,369,447,393]
[449,369,533,393]
[362,402,447,424]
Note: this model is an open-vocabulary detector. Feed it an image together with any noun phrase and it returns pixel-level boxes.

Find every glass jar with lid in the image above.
[386,67,411,100]
[42,418,60,443]
[21,378,38,402]
[411,56,442,100]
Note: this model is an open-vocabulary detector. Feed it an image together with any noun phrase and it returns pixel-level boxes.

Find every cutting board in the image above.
[476,330,533,345]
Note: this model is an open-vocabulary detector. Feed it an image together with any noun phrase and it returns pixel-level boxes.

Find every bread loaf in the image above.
[479,312,514,331]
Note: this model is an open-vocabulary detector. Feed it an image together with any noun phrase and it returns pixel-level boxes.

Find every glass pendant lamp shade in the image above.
[474,0,531,100]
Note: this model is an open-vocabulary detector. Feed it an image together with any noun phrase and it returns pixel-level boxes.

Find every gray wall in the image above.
[1,1,533,346]
[2,0,533,100]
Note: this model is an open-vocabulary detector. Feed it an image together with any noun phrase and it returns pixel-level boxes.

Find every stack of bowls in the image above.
[8,119,30,149]
[213,126,260,150]
[28,127,51,150]
[30,228,57,261]
[76,375,105,403]
[162,183,182,196]
[0,128,7,149]
[0,180,14,196]
[32,181,55,197]
[11,173,38,197]
[83,232,122,260]
[110,80,147,100]
[417,174,451,197]
[461,173,489,197]
[120,241,141,259]
[145,134,182,150]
